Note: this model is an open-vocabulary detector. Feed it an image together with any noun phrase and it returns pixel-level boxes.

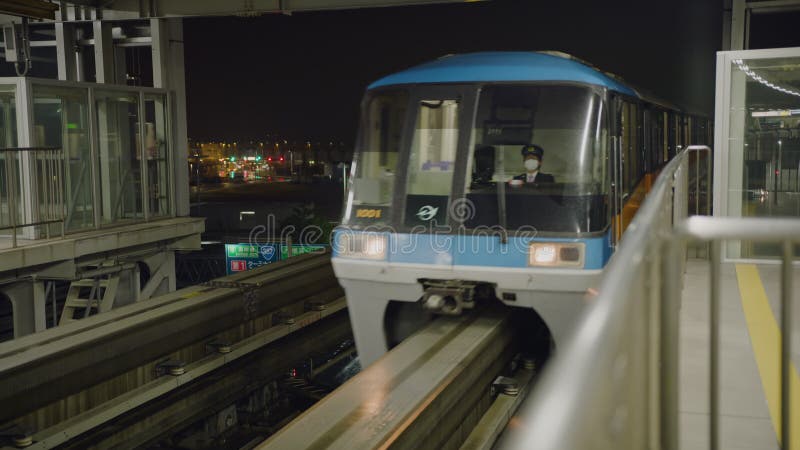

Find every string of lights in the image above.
[734,59,800,98]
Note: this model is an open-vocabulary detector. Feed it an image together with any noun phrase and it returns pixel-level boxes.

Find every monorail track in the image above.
[0,252,347,449]
[54,307,352,450]
[259,308,536,450]
[1,252,543,449]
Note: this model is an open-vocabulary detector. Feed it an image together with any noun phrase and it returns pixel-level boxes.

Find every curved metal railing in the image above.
[506,146,714,450]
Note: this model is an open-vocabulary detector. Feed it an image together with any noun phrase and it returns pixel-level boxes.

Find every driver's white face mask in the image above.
[524,159,540,171]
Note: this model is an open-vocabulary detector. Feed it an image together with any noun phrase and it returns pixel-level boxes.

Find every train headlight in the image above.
[337,233,388,260]
[528,242,585,268]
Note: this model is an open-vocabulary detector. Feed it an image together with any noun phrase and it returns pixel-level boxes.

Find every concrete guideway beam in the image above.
[259,308,518,450]
[0,252,340,424]
[24,299,349,450]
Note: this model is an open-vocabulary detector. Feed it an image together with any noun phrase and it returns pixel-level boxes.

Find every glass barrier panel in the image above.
[143,93,170,217]
[33,84,93,231]
[0,84,17,232]
[728,56,800,258]
[95,90,143,224]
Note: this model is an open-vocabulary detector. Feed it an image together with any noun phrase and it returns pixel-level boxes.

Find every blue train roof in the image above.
[368,51,638,97]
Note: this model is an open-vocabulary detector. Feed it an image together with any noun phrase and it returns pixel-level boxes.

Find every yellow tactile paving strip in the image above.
[735,264,800,450]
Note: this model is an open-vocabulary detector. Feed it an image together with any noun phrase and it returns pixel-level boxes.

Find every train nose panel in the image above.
[453,234,532,267]
[388,233,455,266]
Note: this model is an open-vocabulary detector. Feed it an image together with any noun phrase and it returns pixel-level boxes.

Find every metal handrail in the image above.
[0,146,61,153]
[505,146,710,450]
[0,147,66,247]
[674,216,798,450]
[506,144,798,450]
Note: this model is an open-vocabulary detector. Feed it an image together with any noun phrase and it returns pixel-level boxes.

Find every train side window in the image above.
[403,98,460,226]
[620,102,634,194]
[668,112,677,159]
[644,108,650,168]
[620,102,628,193]
[648,107,664,169]
[632,103,642,187]
[620,101,647,194]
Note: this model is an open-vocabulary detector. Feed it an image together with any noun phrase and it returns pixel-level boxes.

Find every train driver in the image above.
[514,144,555,184]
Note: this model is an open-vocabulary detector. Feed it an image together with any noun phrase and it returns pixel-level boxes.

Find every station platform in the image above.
[680,259,800,450]
[0,217,204,275]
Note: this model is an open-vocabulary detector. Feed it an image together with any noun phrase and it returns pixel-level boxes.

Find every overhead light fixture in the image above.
[751,109,800,118]
[0,0,59,20]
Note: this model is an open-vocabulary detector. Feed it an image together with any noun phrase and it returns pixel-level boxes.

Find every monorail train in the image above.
[331,51,710,366]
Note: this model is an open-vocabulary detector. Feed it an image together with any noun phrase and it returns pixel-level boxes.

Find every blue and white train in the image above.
[332,51,710,366]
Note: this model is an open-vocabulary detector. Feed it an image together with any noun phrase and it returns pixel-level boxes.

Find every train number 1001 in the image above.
[356,209,382,218]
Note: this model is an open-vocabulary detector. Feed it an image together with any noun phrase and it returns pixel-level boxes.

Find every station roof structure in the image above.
[0,0,485,20]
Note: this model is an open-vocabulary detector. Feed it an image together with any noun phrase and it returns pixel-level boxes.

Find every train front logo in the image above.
[416,205,439,221]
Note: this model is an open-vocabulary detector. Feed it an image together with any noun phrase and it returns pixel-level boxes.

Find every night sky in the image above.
[183,0,723,145]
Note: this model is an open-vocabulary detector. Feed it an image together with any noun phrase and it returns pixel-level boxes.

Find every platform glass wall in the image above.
[0,85,16,149]
[715,48,800,260]
[0,79,174,245]
[32,85,93,232]
[94,90,144,224]
[143,93,170,218]
[0,84,17,234]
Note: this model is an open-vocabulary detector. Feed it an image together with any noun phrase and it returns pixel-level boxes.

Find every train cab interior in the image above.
[462,84,609,234]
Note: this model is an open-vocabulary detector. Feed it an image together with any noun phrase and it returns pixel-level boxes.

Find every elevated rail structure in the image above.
[0,251,349,449]
[259,308,531,450]
[0,0,478,344]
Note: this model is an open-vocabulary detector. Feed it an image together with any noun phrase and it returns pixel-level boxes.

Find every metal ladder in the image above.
[59,275,120,325]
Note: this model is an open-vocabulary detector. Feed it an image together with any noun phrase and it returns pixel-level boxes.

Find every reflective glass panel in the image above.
[143,93,170,217]
[33,85,93,231]
[95,90,143,223]
[728,56,800,258]
[403,98,459,226]
[343,90,407,227]
[0,85,17,232]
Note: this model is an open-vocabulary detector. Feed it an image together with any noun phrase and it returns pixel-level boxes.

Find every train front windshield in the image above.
[466,85,608,233]
[344,84,609,234]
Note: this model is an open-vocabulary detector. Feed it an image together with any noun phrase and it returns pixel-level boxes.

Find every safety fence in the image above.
[0,147,65,248]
